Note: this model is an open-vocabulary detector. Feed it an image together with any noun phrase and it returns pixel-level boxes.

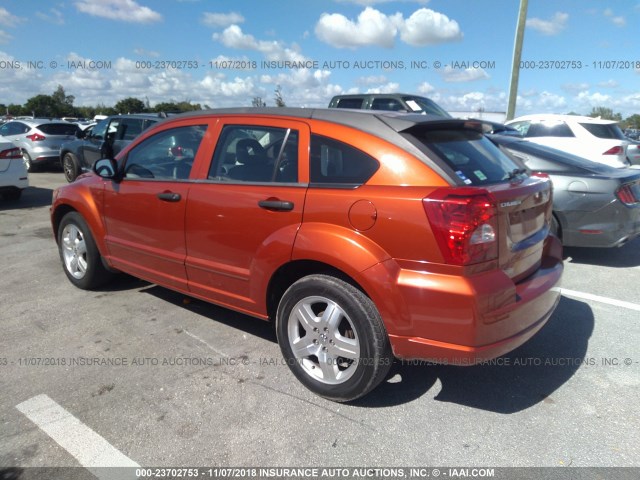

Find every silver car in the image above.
[0,119,80,171]
[490,134,640,248]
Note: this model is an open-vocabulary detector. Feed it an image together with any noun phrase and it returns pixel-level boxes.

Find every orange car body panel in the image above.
[51,109,563,365]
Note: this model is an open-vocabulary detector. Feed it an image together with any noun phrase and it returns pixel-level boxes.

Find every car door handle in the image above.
[258,200,294,211]
[157,192,181,202]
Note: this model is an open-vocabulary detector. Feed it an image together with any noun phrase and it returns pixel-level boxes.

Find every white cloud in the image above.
[357,75,388,86]
[202,12,244,28]
[74,0,162,24]
[36,8,65,25]
[604,9,625,27]
[337,0,430,5]
[315,7,401,48]
[133,48,160,58]
[0,30,12,44]
[561,83,590,94]
[365,82,400,94]
[315,6,461,48]
[214,25,306,62]
[0,7,24,27]
[526,12,568,36]
[417,82,436,95]
[597,79,618,88]
[440,66,489,83]
[399,8,462,46]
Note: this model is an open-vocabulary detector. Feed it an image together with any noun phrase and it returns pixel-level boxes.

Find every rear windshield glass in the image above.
[410,128,523,185]
[38,123,79,136]
[579,123,626,140]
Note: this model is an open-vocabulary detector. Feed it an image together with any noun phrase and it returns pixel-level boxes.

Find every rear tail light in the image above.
[603,146,624,155]
[616,182,640,206]
[423,188,498,265]
[26,133,45,142]
[0,147,21,159]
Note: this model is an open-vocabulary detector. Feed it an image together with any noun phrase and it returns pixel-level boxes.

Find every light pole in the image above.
[506,0,529,121]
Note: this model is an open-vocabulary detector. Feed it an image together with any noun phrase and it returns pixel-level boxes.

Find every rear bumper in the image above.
[373,236,563,364]
[561,205,640,248]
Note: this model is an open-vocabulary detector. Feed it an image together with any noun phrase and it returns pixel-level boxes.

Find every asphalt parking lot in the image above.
[1,171,639,477]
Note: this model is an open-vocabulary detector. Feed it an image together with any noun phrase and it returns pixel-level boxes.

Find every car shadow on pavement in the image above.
[353,296,594,412]
[0,186,53,210]
[140,285,593,411]
[564,236,640,268]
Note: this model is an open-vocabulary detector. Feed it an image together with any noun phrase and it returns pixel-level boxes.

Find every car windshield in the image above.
[410,128,522,185]
[402,96,451,118]
[579,122,626,140]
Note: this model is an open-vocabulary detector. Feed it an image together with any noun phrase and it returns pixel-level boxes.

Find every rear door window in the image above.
[335,98,365,109]
[409,128,523,185]
[371,98,404,111]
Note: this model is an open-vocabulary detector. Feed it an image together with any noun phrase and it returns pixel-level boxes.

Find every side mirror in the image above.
[93,158,119,180]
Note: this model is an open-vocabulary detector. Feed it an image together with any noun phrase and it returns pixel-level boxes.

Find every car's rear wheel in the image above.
[276,274,393,402]
[62,153,79,182]
[58,212,112,289]
[22,151,37,172]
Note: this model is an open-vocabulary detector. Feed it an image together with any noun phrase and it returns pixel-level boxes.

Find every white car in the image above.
[506,114,631,168]
[0,136,28,200]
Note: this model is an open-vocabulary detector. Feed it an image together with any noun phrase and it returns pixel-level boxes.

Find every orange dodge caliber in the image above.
[51,108,563,401]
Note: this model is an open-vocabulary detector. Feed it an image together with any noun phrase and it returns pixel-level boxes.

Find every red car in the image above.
[51,108,563,401]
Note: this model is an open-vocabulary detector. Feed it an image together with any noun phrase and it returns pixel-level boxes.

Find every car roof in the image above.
[173,107,465,136]
[508,114,618,125]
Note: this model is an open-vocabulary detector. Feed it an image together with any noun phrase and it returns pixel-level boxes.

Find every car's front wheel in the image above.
[62,152,79,182]
[57,212,112,289]
[276,274,393,402]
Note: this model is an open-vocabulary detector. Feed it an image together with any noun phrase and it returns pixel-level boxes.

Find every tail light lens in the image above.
[26,133,45,142]
[0,147,21,159]
[603,146,624,155]
[423,188,498,265]
[616,182,640,206]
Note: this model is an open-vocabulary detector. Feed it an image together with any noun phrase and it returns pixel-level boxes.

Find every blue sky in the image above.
[0,0,639,118]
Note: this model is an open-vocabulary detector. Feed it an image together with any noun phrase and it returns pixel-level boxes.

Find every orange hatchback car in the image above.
[51,108,563,401]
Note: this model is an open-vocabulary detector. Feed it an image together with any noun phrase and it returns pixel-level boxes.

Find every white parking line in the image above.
[16,394,139,480]
[561,288,640,312]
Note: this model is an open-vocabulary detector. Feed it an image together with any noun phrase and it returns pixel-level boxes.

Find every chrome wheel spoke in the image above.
[317,349,340,383]
[293,302,318,333]
[291,335,318,358]
[330,334,359,359]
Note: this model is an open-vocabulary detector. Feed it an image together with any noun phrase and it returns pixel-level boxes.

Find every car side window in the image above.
[509,121,530,136]
[371,98,403,111]
[310,134,379,187]
[90,119,109,140]
[208,125,298,183]
[123,125,207,180]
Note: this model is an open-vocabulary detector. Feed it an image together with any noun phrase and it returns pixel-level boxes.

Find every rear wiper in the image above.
[505,168,527,180]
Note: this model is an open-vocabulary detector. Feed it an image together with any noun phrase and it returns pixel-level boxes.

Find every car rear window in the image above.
[38,123,79,136]
[579,123,626,140]
[525,121,574,138]
[410,128,523,185]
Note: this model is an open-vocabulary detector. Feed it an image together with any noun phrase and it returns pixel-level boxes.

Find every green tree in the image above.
[252,97,266,107]
[622,114,640,129]
[153,101,202,113]
[24,94,60,117]
[51,85,75,116]
[588,106,622,121]
[113,97,146,114]
[274,85,286,107]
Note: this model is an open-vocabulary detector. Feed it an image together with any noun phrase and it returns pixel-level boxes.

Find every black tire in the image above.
[22,151,37,172]
[62,152,79,182]
[57,212,112,289]
[550,214,561,241]
[276,274,393,402]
